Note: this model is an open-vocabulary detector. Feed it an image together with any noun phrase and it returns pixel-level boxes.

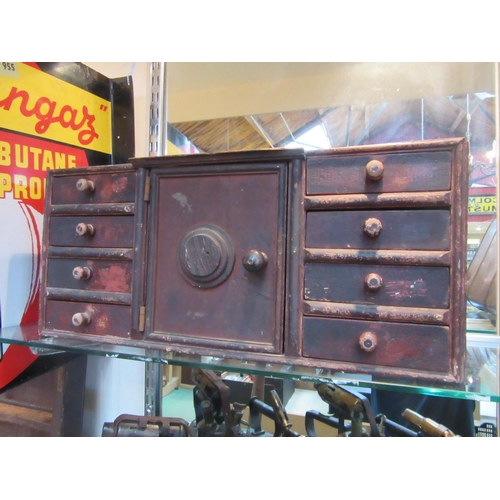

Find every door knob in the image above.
[242,250,268,273]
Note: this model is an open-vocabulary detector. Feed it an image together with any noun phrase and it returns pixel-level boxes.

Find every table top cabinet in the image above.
[39,138,469,385]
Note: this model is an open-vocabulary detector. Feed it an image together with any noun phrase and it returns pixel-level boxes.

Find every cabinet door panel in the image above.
[146,164,287,354]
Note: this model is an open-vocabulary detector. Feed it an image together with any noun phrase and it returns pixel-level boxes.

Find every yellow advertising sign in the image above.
[0,63,112,154]
[468,195,497,214]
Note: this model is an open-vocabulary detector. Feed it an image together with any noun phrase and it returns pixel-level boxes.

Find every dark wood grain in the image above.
[302,316,451,372]
[304,300,450,325]
[146,163,287,354]
[51,171,137,205]
[47,258,132,293]
[306,210,450,250]
[307,150,451,195]
[45,300,132,339]
[48,215,135,248]
[304,263,450,309]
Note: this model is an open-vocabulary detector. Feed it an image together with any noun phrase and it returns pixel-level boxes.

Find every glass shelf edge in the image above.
[1,323,499,403]
[466,332,500,348]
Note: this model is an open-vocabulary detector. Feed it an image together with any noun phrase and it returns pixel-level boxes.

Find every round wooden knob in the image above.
[72,266,92,280]
[365,273,383,291]
[242,250,268,273]
[72,312,92,326]
[76,178,95,193]
[359,332,377,352]
[363,218,382,238]
[76,222,95,237]
[366,160,384,181]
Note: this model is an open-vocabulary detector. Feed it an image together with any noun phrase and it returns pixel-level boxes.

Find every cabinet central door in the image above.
[145,162,288,355]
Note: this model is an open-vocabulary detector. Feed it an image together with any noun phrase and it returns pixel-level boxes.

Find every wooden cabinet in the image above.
[39,138,469,385]
[39,164,144,341]
[302,139,467,384]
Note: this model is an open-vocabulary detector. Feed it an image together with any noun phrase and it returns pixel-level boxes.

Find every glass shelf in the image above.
[1,322,498,403]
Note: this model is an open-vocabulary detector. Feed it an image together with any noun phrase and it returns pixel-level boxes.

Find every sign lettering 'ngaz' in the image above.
[0,63,111,154]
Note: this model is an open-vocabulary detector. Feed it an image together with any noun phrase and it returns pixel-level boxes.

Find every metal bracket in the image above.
[144,62,168,417]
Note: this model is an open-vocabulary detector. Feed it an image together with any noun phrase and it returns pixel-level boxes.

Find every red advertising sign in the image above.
[0,62,134,389]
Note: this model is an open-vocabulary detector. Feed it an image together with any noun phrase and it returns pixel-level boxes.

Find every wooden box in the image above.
[39,138,469,385]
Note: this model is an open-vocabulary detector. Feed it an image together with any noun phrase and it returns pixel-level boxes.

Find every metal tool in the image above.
[191,368,248,437]
[402,408,457,437]
[306,382,381,437]
[102,414,192,437]
[249,389,301,437]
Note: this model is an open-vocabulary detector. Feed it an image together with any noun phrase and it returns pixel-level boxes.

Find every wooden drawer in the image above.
[51,171,137,205]
[306,150,451,195]
[306,209,450,250]
[48,215,135,248]
[47,258,132,293]
[302,316,451,373]
[304,263,450,309]
[44,300,132,339]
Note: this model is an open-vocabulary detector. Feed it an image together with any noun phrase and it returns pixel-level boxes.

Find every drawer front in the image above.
[47,258,132,293]
[307,150,451,195]
[306,210,450,250]
[44,300,132,338]
[302,317,450,373]
[305,263,450,309]
[48,215,135,248]
[51,172,137,205]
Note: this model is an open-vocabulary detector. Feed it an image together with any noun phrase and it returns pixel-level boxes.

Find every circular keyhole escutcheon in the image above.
[177,225,235,288]
[359,332,377,353]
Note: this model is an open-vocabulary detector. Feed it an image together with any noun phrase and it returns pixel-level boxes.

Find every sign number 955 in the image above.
[2,62,16,71]
[1,62,19,77]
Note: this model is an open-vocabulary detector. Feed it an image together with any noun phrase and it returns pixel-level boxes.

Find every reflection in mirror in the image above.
[168,91,497,333]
